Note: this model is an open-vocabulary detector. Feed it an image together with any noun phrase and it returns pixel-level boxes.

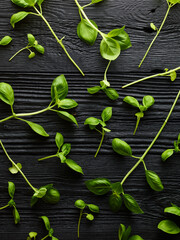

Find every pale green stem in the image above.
[94,129,105,158]
[9,46,30,62]
[131,155,140,159]
[41,235,49,240]
[38,154,57,161]
[33,6,84,76]
[121,90,180,185]
[77,209,83,238]
[82,3,93,9]
[138,3,172,68]
[122,66,180,89]
[104,60,111,81]
[133,117,141,135]
[0,140,38,193]
[0,115,14,123]
[95,128,102,135]
[0,204,9,210]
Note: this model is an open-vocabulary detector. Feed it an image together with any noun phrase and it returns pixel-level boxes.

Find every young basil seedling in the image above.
[84,107,112,157]
[161,133,180,161]
[38,132,84,174]
[0,182,20,224]
[0,75,78,136]
[158,203,180,234]
[0,140,60,207]
[40,216,59,240]
[27,232,37,240]
[0,36,12,46]
[118,223,144,240]
[75,199,99,238]
[9,33,45,61]
[123,95,155,135]
[139,0,180,68]
[10,0,84,75]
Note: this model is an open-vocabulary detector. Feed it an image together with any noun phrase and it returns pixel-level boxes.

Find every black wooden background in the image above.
[0,0,180,239]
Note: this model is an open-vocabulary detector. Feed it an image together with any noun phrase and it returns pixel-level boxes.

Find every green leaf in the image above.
[37,0,44,6]
[28,232,37,239]
[145,170,164,191]
[52,237,59,240]
[161,149,174,161]
[8,182,15,199]
[58,152,66,163]
[103,127,111,132]
[9,163,22,174]
[40,216,51,231]
[122,226,132,240]
[101,107,112,122]
[24,0,37,6]
[92,0,104,3]
[123,194,144,214]
[10,12,30,28]
[123,96,139,108]
[59,99,78,109]
[65,159,84,174]
[164,204,180,216]
[118,224,126,240]
[108,27,132,50]
[170,71,177,81]
[28,52,35,59]
[87,86,101,94]
[84,117,100,126]
[150,23,158,31]
[100,36,120,60]
[42,186,60,205]
[61,143,71,156]
[25,120,49,137]
[0,36,12,46]
[86,214,94,221]
[129,235,144,240]
[112,138,132,156]
[111,182,123,195]
[0,82,14,106]
[31,196,38,207]
[35,45,45,54]
[8,199,15,207]
[109,193,122,212]
[87,204,99,213]
[58,111,78,126]
[103,88,119,100]
[142,95,155,109]
[13,206,20,224]
[55,132,64,150]
[51,75,68,102]
[11,0,31,8]
[77,19,98,45]
[158,220,180,234]
[75,199,86,209]
[85,178,112,195]
[168,0,180,5]
[33,188,47,198]
[27,33,35,45]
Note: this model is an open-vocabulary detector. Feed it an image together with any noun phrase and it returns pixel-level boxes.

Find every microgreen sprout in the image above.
[74,199,99,238]
[84,107,112,157]
[10,0,84,75]
[0,36,12,46]
[123,95,155,135]
[0,75,78,136]
[158,203,180,234]
[86,90,180,213]
[139,0,180,68]
[9,33,44,61]
[161,133,180,161]
[118,224,144,240]
[38,132,84,174]
[0,140,60,206]
[0,182,20,224]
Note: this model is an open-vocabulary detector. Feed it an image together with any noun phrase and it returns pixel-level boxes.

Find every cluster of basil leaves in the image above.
[118,224,143,240]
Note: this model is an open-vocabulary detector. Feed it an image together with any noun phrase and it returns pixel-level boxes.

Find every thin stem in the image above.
[77,209,83,238]
[121,90,180,185]
[0,115,14,123]
[122,66,180,89]
[138,4,171,68]
[33,6,84,76]
[38,154,57,161]
[104,60,111,81]
[0,140,38,193]
[94,128,102,135]
[142,160,147,171]
[9,46,29,62]
[94,129,105,158]
[131,155,140,159]
[0,204,9,210]
[41,235,49,240]
[133,117,141,135]
[82,3,93,9]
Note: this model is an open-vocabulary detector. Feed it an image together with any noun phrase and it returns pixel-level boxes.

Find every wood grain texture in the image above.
[0,0,180,240]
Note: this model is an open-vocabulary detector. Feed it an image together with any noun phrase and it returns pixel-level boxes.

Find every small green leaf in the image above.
[161,149,174,161]
[35,44,45,54]
[0,36,12,46]
[51,75,68,102]
[24,0,37,6]
[27,34,35,45]
[87,86,101,94]
[101,107,112,122]
[91,0,103,3]
[142,95,155,109]
[158,220,180,234]
[65,159,84,174]
[9,163,22,174]
[25,120,49,137]
[170,71,177,81]
[118,224,126,240]
[58,152,66,163]
[55,132,64,150]
[8,182,15,199]
[11,0,31,8]
[122,226,132,240]
[28,232,37,239]
[31,196,38,207]
[123,96,139,108]
[103,127,111,132]
[164,204,180,216]
[123,194,144,214]
[109,193,122,212]
[0,82,14,106]
[150,23,158,31]
[13,206,20,224]
[37,0,44,6]
[75,199,86,209]
[58,111,78,126]
[61,143,71,156]
[40,216,51,231]
[145,170,164,191]
[129,235,144,240]
[33,188,47,198]
[10,12,30,28]
[85,178,112,195]
[59,99,78,109]
[87,204,99,213]
[86,214,94,221]
[28,52,35,59]
[111,182,123,195]
[100,36,120,60]
[103,88,119,100]
[112,138,132,156]
[84,117,100,126]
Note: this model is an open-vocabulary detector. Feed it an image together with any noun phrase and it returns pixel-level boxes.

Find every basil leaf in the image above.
[24,120,49,137]
[27,33,35,45]
[87,204,99,213]
[28,51,35,59]
[101,107,112,122]
[35,44,45,54]
[112,138,132,156]
[91,0,104,3]
[111,182,123,195]
[42,186,60,205]
[24,0,37,6]
[55,132,64,150]
[30,196,38,207]
[11,0,30,8]
[8,182,15,199]
[118,224,126,240]
[85,178,112,195]
[104,88,119,100]
[59,99,78,109]
[164,204,180,216]
[65,159,84,174]
[161,149,174,161]
[0,36,12,46]
[52,237,59,240]
[142,95,155,109]
[13,206,20,224]
[128,235,144,240]
[40,216,51,231]
[123,96,139,108]
[9,163,22,174]
[33,188,47,198]
[123,194,144,214]
[109,193,122,212]
[58,111,78,126]
[84,117,100,126]
[37,0,44,6]
[122,226,132,240]
[51,75,68,102]
[75,199,86,209]
[0,82,14,106]
[100,36,120,60]
[10,12,30,28]
[170,71,177,81]
[86,214,94,221]
[77,19,98,45]
[28,232,37,239]
[145,170,164,191]
[87,86,101,94]
[61,143,71,156]
[158,220,180,234]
